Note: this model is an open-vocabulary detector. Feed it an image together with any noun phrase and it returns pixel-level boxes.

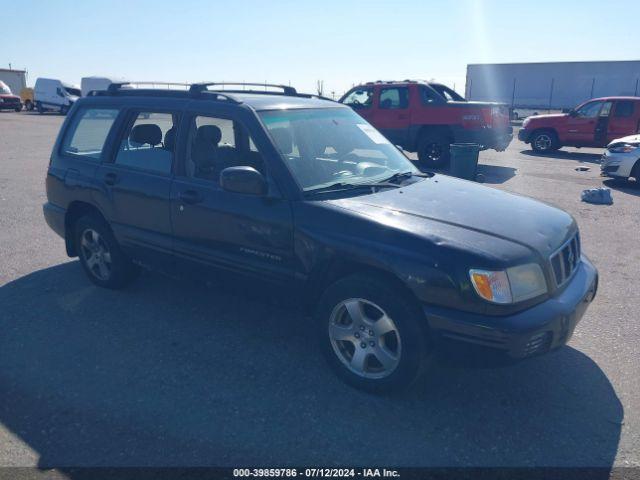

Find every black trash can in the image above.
[449,143,480,180]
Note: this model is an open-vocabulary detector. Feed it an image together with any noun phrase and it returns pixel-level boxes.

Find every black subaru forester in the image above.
[43,82,598,392]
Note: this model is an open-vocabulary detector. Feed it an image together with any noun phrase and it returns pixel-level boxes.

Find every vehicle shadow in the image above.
[0,262,622,473]
[520,149,603,164]
[603,178,640,197]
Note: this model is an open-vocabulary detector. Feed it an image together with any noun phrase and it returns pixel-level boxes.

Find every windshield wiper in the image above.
[382,171,430,184]
[305,181,400,197]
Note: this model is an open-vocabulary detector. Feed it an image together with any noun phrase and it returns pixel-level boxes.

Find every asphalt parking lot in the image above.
[0,111,639,470]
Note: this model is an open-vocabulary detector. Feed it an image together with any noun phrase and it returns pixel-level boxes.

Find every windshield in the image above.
[431,84,465,101]
[0,82,11,95]
[259,108,418,192]
[64,87,81,97]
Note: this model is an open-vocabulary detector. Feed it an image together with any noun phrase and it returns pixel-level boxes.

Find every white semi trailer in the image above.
[0,68,27,96]
[466,61,640,111]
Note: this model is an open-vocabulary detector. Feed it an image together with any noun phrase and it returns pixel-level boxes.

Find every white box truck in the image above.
[34,78,81,115]
[81,76,128,97]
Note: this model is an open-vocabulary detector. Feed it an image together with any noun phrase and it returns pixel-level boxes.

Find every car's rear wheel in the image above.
[417,132,451,169]
[316,274,429,393]
[530,130,559,153]
[14,105,22,112]
[74,215,139,289]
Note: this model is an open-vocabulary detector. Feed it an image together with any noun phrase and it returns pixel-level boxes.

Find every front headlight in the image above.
[608,143,640,153]
[470,263,547,304]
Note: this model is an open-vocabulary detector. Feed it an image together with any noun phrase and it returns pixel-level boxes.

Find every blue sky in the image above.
[2,0,639,97]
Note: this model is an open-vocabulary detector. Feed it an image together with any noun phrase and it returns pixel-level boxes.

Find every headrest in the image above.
[269,127,293,155]
[196,125,222,145]
[164,127,176,151]
[130,124,162,146]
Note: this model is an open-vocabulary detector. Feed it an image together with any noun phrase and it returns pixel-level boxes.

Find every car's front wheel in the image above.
[75,215,139,289]
[530,130,559,153]
[316,274,429,393]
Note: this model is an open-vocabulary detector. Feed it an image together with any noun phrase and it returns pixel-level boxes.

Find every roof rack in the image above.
[104,81,191,94]
[189,82,298,97]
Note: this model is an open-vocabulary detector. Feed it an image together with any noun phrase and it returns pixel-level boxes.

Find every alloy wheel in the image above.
[328,298,402,379]
[534,133,552,151]
[80,228,112,281]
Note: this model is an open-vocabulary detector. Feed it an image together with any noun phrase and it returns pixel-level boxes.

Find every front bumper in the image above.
[518,128,531,143]
[600,150,637,178]
[454,127,513,152]
[424,256,598,359]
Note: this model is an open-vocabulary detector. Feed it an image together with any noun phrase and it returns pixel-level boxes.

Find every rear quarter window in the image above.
[60,108,120,160]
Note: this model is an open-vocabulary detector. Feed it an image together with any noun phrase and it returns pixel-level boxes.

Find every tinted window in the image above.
[114,112,178,175]
[379,87,409,109]
[614,101,635,118]
[61,108,119,160]
[342,88,373,109]
[185,115,264,180]
[430,84,465,101]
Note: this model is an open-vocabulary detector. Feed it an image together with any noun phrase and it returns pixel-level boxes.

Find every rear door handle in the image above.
[103,172,118,186]
[179,190,203,204]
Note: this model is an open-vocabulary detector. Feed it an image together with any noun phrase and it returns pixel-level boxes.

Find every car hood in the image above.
[608,133,640,146]
[326,175,576,258]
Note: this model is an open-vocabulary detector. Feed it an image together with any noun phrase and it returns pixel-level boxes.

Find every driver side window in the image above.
[342,88,373,109]
[185,115,265,181]
[575,101,603,118]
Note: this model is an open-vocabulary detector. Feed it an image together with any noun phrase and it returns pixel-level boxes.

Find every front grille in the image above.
[550,232,581,287]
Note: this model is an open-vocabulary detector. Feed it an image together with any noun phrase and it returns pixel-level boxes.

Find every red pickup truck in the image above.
[339,80,512,167]
[519,97,640,152]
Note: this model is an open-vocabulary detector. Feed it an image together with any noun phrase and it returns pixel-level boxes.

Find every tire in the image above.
[530,130,559,153]
[316,274,429,393]
[74,214,139,289]
[631,161,640,188]
[37,102,44,114]
[25,100,34,111]
[15,105,22,112]
[417,132,451,168]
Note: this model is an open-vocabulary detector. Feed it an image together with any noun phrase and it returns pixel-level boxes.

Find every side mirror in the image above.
[220,166,267,196]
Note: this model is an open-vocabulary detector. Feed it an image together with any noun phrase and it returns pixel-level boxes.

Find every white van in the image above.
[34,78,81,115]
[80,76,127,97]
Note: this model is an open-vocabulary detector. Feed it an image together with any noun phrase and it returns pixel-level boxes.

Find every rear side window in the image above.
[113,112,179,175]
[61,108,119,160]
[379,87,409,109]
[614,101,635,118]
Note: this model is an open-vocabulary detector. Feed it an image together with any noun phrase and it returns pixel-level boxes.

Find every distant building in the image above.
[466,61,640,110]
[0,68,27,95]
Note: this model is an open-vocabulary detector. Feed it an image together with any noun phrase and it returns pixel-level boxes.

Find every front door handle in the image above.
[179,190,203,204]
[103,172,118,186]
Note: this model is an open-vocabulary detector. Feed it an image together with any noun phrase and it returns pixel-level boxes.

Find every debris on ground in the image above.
[575,166,591,172]
[581,187,613,205]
